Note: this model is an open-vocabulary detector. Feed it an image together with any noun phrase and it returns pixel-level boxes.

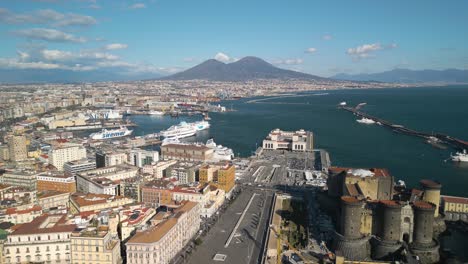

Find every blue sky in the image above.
[0,0,467,77]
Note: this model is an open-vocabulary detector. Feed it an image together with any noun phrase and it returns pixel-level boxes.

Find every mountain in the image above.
[161,56,327,81]
[0,69,162,84]
[332,69,468,83]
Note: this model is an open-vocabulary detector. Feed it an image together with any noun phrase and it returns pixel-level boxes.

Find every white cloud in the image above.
[40,49,119,61]
[41,49,74,60]
[346,43,397,61]
[272,58,304,65]
[322,34,333,40]
[0,8,96,27]
[214,52,233,63]
[305,47,317,54]
[13,28,87,43]
[105,43,128,50]
[129,3,146,9]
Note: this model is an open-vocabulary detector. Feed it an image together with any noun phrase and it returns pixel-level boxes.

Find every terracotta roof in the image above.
[128,217,177,244]
[163,144,210,151]
[6,205,42,215]
[71,193,128,207]
[441,195,468,205]
[127,201,197,244]
[413,201,435,210]
[420,179,442,189]
[11,214,76,235]
[341,196,361,204]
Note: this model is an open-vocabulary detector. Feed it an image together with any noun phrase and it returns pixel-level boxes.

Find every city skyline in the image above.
[0,0,467,80]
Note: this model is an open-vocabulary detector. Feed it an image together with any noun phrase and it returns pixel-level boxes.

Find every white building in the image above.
[64,159,96,176]
[49,143,87,171]
[128,149,159,168]
[3,214,76,264]
[262,128,314,152]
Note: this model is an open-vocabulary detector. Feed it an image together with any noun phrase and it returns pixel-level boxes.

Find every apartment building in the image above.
[126,201,201,264]
[199,163,235,193]
[37,172,76,193]
[7,135,28,162]
[70,225,121,264]
[0,170,38,190]
[2,214,76,264]
[49,143,87,171]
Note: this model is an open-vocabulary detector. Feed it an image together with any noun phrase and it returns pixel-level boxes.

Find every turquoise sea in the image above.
[130,85,468,197]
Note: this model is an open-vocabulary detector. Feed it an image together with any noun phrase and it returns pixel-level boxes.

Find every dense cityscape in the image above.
[1,0,468,264]
[0,81,467,264]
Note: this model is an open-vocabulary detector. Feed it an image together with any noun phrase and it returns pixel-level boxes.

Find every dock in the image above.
[341,106,468,151]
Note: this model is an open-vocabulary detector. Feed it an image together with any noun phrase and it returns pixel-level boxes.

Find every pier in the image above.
[341,106,468,151]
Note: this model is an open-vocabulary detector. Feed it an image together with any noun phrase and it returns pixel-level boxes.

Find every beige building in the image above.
[142,160,178,178]
[0,170,38,190]
[38,191,70,211]
[161,144,214,162]
[1,205,42,224]
[262,128,314,152]
[71,225,121,264]
[126,201,201,264]
[7,135,28,162]
[3,214,76,264]
[69,193,134,214]
[49,143,87,170]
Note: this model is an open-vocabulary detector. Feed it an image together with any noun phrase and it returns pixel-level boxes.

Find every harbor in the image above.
[341,104,468,152]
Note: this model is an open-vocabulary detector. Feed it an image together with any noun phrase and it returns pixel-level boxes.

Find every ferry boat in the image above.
[89,126,133,140]
[451,149,468,162]
[149,110,164,115]
[160,122,197,139]
[191,120,210,131]
[356,117,376,124]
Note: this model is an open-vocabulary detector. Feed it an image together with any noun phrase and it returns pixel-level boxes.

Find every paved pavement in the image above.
[188,188,274,264]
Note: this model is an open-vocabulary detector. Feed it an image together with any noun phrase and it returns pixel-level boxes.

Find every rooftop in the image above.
[127,201,197,244]
[441,195,468,205]
[10,214,76,236]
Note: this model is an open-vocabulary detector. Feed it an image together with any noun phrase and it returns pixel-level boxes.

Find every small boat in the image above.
[149,110,164,115]
[451,149,468,162]
[426,136,447,149]
[356,117,376,124]
[339,101,347,106]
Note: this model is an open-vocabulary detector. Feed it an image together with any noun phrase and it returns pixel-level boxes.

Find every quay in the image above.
[341,105,468,151]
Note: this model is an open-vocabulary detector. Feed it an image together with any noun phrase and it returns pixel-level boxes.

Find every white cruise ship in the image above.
[160,122,197,139]
[206,139,234,161]
[191,120,210,131]
[451,149,468,162]
[89,126,133,140]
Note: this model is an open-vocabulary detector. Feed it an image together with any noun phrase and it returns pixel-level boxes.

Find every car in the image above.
[289,253,304,264]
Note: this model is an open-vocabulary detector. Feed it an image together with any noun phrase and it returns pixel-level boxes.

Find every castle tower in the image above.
[372,200,404,260]
[420,180,441,217]
[410,201,440,264]
[333,196,370,261]
[340,196,363,239]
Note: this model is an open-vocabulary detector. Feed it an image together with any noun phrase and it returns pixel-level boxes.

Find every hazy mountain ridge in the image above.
[332,68,468,83]
[161,56,328,81]
[0,69,162,84]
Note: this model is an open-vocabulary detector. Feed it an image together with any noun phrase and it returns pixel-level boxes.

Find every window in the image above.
[96,246,99,252]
